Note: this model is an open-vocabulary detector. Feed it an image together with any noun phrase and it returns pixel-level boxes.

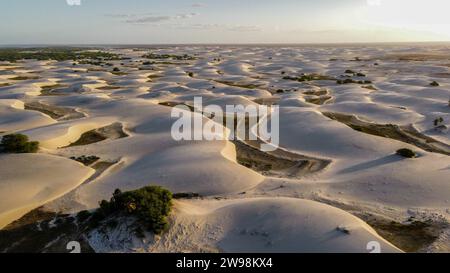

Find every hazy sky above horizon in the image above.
[1,0,450,44]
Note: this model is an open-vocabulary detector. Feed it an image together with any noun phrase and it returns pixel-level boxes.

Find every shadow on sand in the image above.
[339,155,404,174]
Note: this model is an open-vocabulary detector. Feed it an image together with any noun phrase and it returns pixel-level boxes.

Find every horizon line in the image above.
[2,41,450,48]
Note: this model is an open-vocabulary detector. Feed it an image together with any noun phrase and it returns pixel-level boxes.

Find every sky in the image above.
[1,0,450,44]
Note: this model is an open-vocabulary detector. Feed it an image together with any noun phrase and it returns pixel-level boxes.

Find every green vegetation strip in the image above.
[0,48,120,62]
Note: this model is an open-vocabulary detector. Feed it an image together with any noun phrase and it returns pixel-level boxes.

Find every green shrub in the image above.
[434,117,444,127]
[142,53,196,61]
[76,210,92,223]
[283,74,333,82]
[70,155,100,166]
[113,67,120,72]
[173,192,201,199]
[430,81,439,87]
[0,134,39,153]
[396,148,416,158]
[337,79,372,85]
[98,186,173,234]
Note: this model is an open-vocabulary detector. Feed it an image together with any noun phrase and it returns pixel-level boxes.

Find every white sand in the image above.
[1,45,449,252]
[90,198,401,253]
[0,154,94,228]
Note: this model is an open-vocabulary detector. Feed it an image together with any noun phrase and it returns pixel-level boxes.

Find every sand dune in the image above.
[1,45,449,252]
[91,198,401,253]
[0,154,94,228]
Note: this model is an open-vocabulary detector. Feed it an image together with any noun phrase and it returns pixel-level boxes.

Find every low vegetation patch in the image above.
[0,134,39,153]
[303,89,329,96]
[70,155,100,166]
[39,84,66,96]
[142,53,196,61]
[396,148,416,158]
[323,112,450,156]
[362,85,377,91]
[67,130,107,147]
[173,192,201,199]
[283,74,334,82]
[336,226,351,235]
[344,70,366,77]
[430,81,440,87]
[434,117,444,127]
[305,96,333,105]
[215,80,261,89]
[9,75,40,81]
[93,186,173,234]
[96,85,121,90]
[366,217,443,252]
[0,185,173,253]
[337,78,372,85]
[0,48,120,62]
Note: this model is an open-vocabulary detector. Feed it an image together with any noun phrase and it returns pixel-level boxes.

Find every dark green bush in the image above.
[0,134,39,153]
[70,155,100,166]
[142,53,196,61]
[430,81,439,87]
[434,117,444,127]
[76,210,92,223]
[396,148,416,158]
[283,74,333,82]
[337,79,372,85]
[98,186,173,234]
[173,192,201,199]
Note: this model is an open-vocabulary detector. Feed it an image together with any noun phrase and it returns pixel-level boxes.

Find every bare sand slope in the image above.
[0,154,94,228]
[0,99,56,132]
[90,198,401,253]
[20,117,116,149]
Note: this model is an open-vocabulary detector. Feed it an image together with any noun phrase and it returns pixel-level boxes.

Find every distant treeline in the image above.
[0,48,120,62]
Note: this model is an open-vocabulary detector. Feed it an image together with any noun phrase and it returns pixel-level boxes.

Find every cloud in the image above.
[187,24,262,32]
[126,15,172,24]
[191,3,205,8]
[227,25,262,32]
[105,13,153,18]
[119,13,198,24]
[66,0,81,6]
[174,13,198,19]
